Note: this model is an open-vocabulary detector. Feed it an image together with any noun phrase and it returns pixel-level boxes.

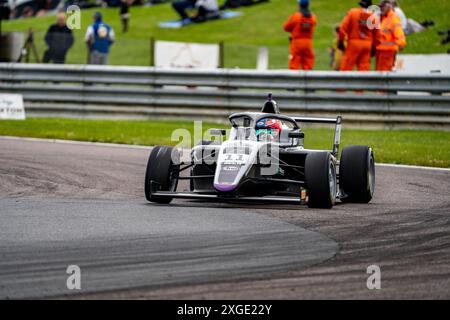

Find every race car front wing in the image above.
[148,181,307,205]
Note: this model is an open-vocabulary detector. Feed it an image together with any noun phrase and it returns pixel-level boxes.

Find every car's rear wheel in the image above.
[305,152,337,209]
[144,146,180,204]
[340,145,375,203]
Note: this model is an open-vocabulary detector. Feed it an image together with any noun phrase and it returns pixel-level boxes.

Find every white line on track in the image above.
[1,135,450,172]
[0,135,151,150]
[376,163,450,172]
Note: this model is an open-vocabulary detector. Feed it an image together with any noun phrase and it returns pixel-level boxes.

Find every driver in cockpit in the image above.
[255,118,284,142]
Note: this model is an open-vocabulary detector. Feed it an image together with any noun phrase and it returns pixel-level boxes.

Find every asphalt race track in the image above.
[0,137,449,299]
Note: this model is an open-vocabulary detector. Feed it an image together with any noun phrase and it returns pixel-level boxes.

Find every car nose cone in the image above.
[214,183,238,192]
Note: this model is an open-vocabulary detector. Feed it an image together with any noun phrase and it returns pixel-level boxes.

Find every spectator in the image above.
[35,0,49,17]
[338,0,376,72]
[392,0,407,33]
[192,0,219,22]
[85,12,115,65]
[172,0,218,24]
[0,1,11,20]
[120,0,131,33]
[22,6,34,18]
[283,0,317,70]
[375,0,406,71]
[329,26,344,71]
[43,12,74,64]
[221,0,268,10]
[392,0,431,35]
[172,0,196,23]
[221,0,244,9]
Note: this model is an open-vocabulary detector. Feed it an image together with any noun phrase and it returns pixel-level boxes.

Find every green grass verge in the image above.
[1,118,449,168]
[2,0,449,69]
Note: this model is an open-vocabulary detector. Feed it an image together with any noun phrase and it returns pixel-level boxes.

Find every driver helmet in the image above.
[256,118,283,141]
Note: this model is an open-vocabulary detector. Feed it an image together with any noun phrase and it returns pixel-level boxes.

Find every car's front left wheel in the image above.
[305,152,337,209]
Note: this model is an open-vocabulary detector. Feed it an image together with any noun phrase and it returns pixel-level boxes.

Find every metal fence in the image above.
[1,63,449,129]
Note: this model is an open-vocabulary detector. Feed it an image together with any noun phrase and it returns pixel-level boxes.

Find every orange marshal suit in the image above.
[339,8,376,71]
[375,9,406,71]
[284,12,317,70]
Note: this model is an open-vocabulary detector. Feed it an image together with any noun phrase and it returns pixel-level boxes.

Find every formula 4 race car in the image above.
[144,94,375,209]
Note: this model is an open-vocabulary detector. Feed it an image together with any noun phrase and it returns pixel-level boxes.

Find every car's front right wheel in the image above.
[144,146,180,204]
[339,145,375,203]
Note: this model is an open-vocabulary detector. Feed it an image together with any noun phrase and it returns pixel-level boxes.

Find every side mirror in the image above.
[210,129,226,136]
[289,131,305,139]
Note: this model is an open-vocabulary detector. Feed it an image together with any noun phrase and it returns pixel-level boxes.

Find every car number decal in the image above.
[222,154,249,165]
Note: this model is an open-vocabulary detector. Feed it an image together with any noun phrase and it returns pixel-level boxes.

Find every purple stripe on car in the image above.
[214,184,237,192]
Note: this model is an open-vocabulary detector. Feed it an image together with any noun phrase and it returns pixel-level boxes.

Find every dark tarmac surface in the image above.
[0,137,449,299]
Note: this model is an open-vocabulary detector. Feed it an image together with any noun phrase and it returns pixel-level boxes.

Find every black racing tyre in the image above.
[144,146,180,204]
[305,152,337,209]
[340,146,375,203]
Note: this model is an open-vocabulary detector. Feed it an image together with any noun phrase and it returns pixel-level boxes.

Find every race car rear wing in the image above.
[292,116,342,157]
